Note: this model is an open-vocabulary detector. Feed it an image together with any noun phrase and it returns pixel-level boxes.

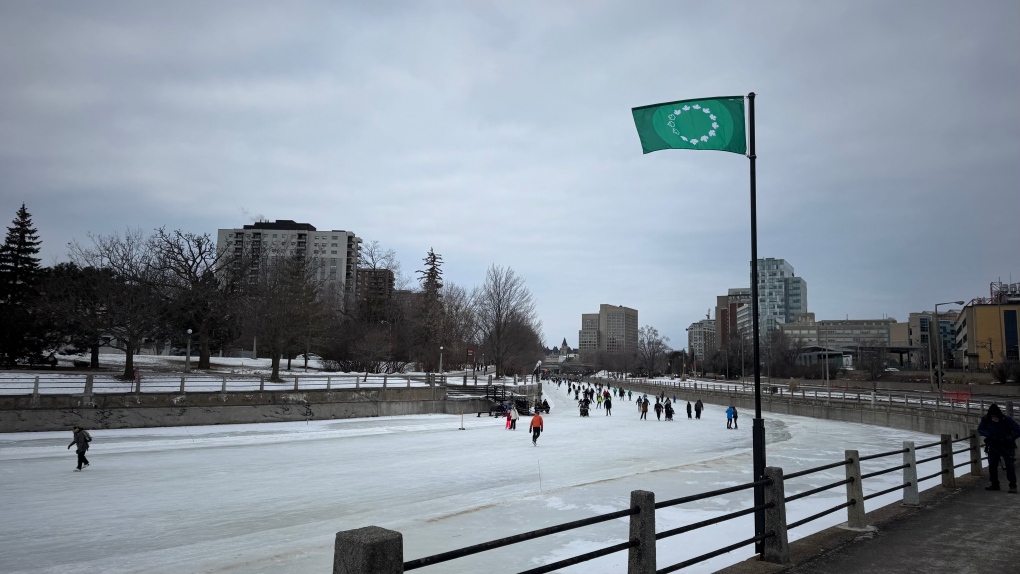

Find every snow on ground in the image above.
[0,382,964,574]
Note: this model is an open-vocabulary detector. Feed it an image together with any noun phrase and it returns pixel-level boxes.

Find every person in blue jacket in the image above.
[725,406,734,429]
[978,404,1020,493]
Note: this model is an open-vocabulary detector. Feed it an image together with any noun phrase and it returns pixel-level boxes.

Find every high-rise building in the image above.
[715,287,751,346]
[216,220,362,299]
[953,284,1020,369]
[577,305,638,354]
[749,258,808,335]
[687,318,716,361]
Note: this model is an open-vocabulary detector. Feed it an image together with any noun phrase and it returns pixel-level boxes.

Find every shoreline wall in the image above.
[0,386,493,433]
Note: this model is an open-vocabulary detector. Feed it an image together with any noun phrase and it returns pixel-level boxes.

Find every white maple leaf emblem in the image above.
[700,135,709,142]
[690,140,698,145]
[708,130,716,136]
[712,122,719,129]
[682,105,690,111]
[710,115,717,120]
[673,109,683,116]
[692,104,701,109]
[703,108,711,113]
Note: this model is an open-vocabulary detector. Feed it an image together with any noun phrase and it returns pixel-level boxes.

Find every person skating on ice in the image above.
[604,395,612,416]
[654,399,663,421]
[67,426,92,471]
[726,406,734,429]
[510,405,519,430]
[687,401,693,419]
[731,406,738,429]
[695,399,703,420]
[530,412,544,446]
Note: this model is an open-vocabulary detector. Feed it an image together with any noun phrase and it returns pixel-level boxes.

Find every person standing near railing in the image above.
[978,404,1020,493]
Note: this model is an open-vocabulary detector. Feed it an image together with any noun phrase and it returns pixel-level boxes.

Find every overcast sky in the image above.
[2,1,1018,350]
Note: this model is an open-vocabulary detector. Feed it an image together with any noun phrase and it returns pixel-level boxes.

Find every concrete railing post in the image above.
[628,490,656,574]
[902,441,919,506]
[333,526,403,574]
[259,376,265,392]
[84,374,95,397]
[762,467,790,564]
[383,376,388,389]
[383,374,388,388]
[844,450,868,529]
[970,429,983,477]
[294,376,299,391]
[356,376,360,389]
[940,434,956,488]
[222,376,227,393]
[32,376,40,404]
[326,376,331,391]
[179,376,185,393]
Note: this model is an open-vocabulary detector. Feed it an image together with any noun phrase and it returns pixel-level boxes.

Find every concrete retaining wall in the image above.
[622,381,981,438]
[0,387,492,433]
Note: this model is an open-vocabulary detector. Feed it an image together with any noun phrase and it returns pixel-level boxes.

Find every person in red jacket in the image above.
[530,413,544,446]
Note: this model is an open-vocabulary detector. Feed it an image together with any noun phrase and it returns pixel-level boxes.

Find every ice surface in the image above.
[0,383,965,573]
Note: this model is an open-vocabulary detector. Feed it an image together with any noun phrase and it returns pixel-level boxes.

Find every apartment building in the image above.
[687,318,716,361]
[216,219,362,298]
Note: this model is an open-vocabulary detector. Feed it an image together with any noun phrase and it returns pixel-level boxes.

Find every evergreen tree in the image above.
[414,248,444,370]
[0,204,44,366]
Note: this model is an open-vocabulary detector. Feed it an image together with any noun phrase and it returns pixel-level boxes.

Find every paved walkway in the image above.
[788,475,1020,574]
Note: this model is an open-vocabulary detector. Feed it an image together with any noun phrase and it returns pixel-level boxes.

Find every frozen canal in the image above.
[1,383,959,573]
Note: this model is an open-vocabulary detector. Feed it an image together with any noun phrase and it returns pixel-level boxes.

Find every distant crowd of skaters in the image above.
[561,381,740,428]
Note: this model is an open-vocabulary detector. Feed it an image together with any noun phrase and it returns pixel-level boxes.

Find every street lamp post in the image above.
[934,301,965,391]
[439,346,444,384]
[185,329,192,374]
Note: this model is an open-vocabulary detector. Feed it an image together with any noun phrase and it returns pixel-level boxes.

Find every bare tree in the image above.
[148,228,236,369]
[474,265,541,376]
[637,325,671,376]
[237,251,323,380]
[858,338,887,381]
[68,229,165,379]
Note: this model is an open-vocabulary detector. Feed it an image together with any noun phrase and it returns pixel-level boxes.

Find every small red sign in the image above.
[467,350,474,356]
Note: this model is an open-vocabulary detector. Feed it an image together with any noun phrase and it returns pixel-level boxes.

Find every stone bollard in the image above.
[970,430,983,477]
[222,376,227,393]
[940,434,956,488]
[326,376,331,391]
[333,526,403,574]
[85,374,95,398]
[259,376,265,392]
[844,450,868,529]
[179,376,185,394]
[294,376,300,391]
[383,374,388,387]
[628,490,656,574]
[762,467,790,564]
[902,441,920,506]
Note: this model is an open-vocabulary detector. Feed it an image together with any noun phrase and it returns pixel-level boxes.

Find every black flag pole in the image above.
[748,91,767,555]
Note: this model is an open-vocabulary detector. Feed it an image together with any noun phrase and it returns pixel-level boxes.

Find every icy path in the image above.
[0,384,954,574]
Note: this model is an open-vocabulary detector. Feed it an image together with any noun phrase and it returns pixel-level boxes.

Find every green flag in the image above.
[632,96,746,155]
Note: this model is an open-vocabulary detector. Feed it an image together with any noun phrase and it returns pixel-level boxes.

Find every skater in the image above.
[978,403,1020,493]
[640,398,649,420]
[628,390,633,401]
[686,401,693,419]
[605,395,612,416]
[510,405,519,430]
[654,400,663,421]
[596,394,602,409]
[732,406,738,429]
[67,425,91,471]
[530,412,544,446]
[664,400,674,421]
[726,405,734,429]
[695,399,703,420]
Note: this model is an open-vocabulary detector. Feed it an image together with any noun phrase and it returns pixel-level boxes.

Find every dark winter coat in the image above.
[978,404,1020,454]
[68,429,91,454]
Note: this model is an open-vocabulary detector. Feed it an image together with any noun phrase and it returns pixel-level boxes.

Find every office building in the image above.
[577,305,638,354]
[715,287,751,347]
[687,318,716,361]
[953,282,1020,369]
[749,258,808,336]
